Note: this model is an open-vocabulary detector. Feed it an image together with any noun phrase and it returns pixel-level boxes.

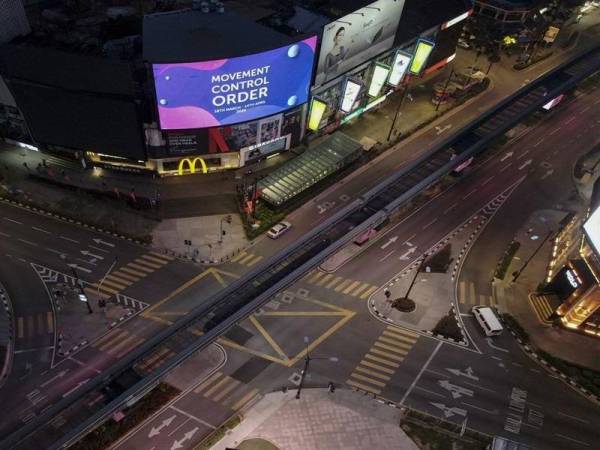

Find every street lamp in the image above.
[296,336,338,399]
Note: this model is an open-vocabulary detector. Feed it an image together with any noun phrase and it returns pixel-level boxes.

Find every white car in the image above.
[267,221,292,239]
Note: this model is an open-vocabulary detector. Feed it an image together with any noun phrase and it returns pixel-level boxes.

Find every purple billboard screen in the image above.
[153,37,317,130]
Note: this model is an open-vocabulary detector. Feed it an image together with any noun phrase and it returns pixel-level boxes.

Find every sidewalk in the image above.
[213,388,419,450]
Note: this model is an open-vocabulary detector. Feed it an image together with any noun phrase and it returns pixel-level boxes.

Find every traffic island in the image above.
[391,297,416,312]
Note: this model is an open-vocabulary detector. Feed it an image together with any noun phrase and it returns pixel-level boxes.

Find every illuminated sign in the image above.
[409,40,435,75]
[543,26,560,43]
[368,63,390,98]
[442,10,472,29]
[153,36,317,129]
[542,94,565,110]
[388,50,412,86]
[178,157,208,175]
[584,206,600,256]
[308,98,327,131]
[566,270,579,289]
[340,79,362,113]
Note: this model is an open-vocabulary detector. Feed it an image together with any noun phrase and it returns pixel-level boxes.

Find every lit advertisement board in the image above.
[340,79,362,113]
[153,36,317,130]
[409,40,435,75]
[388,50,412,86]
[308,98,327,131]
[584,207,600,256]
[315,0,405,86]
[542,94,564,110]
[368,64,390,98]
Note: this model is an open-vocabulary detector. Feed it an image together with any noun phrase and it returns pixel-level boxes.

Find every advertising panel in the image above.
[340,79,362,113]
[368,64,390,98]
[153,36,317,130]
[409,40,435,75]
[308,98,327,131]
[584,207,600,256]
[240,135,289,165]
[388,50,412,86]
[315,0,405,86]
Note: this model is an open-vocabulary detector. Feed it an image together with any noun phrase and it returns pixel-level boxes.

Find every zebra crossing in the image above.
[346,326,419,395]
[304,271,378,299]
[136,347,177,374]
[529,293,555,325]
[457,280,496,306]
[230,251,264,267]
[16,312,54,339]
[91,329,145,359]
[193,371,259,411]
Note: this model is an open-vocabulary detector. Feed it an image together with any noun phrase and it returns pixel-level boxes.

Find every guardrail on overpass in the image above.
[3,42,600,450]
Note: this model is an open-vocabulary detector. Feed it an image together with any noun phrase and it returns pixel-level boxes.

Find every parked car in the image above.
[267,221,292,239]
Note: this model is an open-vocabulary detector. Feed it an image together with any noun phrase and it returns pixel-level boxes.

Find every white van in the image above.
[267,221,292,239]
[472,306,504,336]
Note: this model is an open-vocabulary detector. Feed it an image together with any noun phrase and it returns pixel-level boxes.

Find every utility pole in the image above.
[97,256,118,300]
[512,230,553,282]
[436,68,455,111]
[387,84,409,142]
[295,336,338,399]
[401,254,427,302]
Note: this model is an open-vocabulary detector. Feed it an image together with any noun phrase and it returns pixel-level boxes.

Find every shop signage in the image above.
[409,39,435,75]
[368,63,391,98]
[240,136,288,165]
[388,50,412,86]
[566,270,579,289]
[340,79,362,113]
[178,157,208,175]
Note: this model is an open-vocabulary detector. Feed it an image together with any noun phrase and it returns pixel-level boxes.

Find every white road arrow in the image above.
[148,414,176,438]
[501,151,514,162]
[381,236,398,249]
[435,124,452,135]
[67,263,91,274]
[430,402,467,418]
[81,250,104,260]
[518,159,532,170]
[438,380,474,399]
[92,238,115,247]
[541,169,554,180]
[399,247,417,260]
[171,427,199,450]
[40,369,69,388]
[446,367,479,381]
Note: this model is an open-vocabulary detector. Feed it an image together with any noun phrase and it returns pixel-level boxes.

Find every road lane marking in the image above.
[343,281,361,294]
[517,149,530,159]
[0,231,10,237]
[533,139,544,147]
[414,386,445,398]
[557,412,589,424]
[579,106,590,114]
[565,116,576,125]
[60,236,79,244]
[127,262,154,273]
[444,203,457,214]
[89,245,109,254]
[316,274,333,286]
[555,434,590,447]
[349,373,386,387]
[403,234,416,245]
[500,163,512,172]
[354,366,391,381]
[359,286,378,299]
[346,379,381,394]
[31,226,50,234]
[4,218,22,224]
[379,250,395,262]
[461,402,498,415]
[364,354,400,368]
[423,217,438,229]
[18,238,37,246]
[400,341,443,404]
[369,347,405,361]
[462,189,476,200]
[373,341,409,355]
[359,359,395,374]
[334,279,353,292]
[549,126,561,135]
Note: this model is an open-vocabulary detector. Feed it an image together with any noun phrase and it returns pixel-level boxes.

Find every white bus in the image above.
[472,306,504,336]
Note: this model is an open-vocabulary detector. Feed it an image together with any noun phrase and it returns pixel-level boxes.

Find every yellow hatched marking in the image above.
[141,254,169,265]
[334,279,353,292]
[459,281,466,304]
[46,312,54,333]
[98,330,129,351]
[230,252,247,263]
[17,317,24,339]
[238,254,257,265]
[359,286,378,299]
[232,388,259,411]
[379,334,416,346]
[261,311,345,317]
[326,276,344,289]
[127,263,154,273]
[246,255,263,267]
[120,267,147,278]
[212,379,241,402]
[373,341,409,355]
[354,366,391,380]
[106,333,138,355]
[364,353,400,368]
[350,372,386,387]
[204,376,232,398]
[150,251,175,261]
[369,347,405,361]
[133,259,162,270]
[249,316,288,359]
[346,379,381,394]
[194,372,223,394]
[316,274,333,286]
[308,271,324,283]
[343,281,361,294]
[106,273,137,284]
[360,359,395,374]
[350,283,370,297]
[115,337,145,358]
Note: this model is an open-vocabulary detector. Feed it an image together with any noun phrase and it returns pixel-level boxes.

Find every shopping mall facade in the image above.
[0,0,472,177]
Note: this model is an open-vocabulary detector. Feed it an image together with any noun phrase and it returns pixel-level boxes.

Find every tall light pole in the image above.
[512,231,553,283]
[97,256,118,300]
[387,84,410,142]
[296,336,338,399]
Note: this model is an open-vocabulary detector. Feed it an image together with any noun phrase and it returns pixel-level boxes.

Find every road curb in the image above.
[0,283,15,388]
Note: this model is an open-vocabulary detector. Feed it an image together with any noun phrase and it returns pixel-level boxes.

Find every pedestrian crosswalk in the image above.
[87,252,174,298]
[529,293,555,325]
[91,329,145,359]
[457,280,496,306]
[304,271,378,299]
[16,312,54,339]
[136,347,176,373]
[230,251,263,267]
[193,371,259,411]
[346,326,418,395]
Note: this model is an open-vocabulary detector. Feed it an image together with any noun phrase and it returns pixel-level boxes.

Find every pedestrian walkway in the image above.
[230,251,263,268]
[528,293,558,325]
[192,370,259,412]
[304,270,378,299]
[15,312,53,339]
[136,346,177,374]
[91,328,145,360]
[346,326,419,395]
[458,280,497,307]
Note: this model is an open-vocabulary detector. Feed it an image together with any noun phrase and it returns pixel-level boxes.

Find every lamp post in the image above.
[512,231,553,283]
[97,256,118,300]
[295,336,338,399]
[387,84,410,142]
[435,68,455,111]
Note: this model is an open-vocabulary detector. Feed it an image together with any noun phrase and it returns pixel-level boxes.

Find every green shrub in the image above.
[495,241,520,280]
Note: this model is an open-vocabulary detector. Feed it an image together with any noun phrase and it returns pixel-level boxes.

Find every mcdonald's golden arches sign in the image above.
[178,157,208,175]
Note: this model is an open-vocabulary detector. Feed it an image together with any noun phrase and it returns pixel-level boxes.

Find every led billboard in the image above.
[368,64,390,98]
[584,207,600,256]
[409,40,435,75]
[153,36,317,130]
[308,98,327,131]
[388,50,412,86]
[340,79,362,113]
[315,0,405,86]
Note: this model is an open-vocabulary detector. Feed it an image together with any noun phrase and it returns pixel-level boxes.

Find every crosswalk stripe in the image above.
[488,295,496,307]
[238,254,257,265]
[133,258,162,270]
[359,286,378,299]
[308,271,324,283]
[150,251,174,261]
[369,347,405,361]
[140,348,171,370]
[103,332,137,354]
[346,379,381,395]
[359,359,395,374]
[106,273,137,284]
[37,314,45,334]
[83,287,109,300]
[230,252,247,263]
[94,330,123,348]
[351,283,370,297]
[317,274,334,286]
[212,379,241,402]
[343,281,361,294]
[246,255,263,267]
[100,278,128,290]
[364,353,400,368]
[98,330,129,351]
[354,366,391,381]
[115,337,144,358]
[469,282,476,305]
[350,372,386,387]
[194,372,223,394]
[46,312,53,333]
[381,331,417,344]
[94,284,119,295]
[326,276,344,289]
[377,336,414,349]
[459,281,466,304]
[205,376,232,398]
[334,279,353,292]
[140,254,169,265]
[120,267,147,278]
[28,316,34,338]
[127,262,154,273]
[232,388,259,411]
[373,341,409,355]
[384,326,418,338]
[479,294,488,306]
[17,317,24,339]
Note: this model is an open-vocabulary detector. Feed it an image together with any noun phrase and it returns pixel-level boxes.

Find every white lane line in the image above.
[414,386,445,398]
[462,189,477,200]
[76,258,96,266]
[594,98,600,105]
[550,126,561,135]
[46,248,64,255]
[565,116,576,125]
[482,176,494,186]
[379,250,395,262]
[555,434,590,447]
[400,341,443,405]
[579,106,590,114]
[89,245,110,254]
[423,217,438,229]
[462,381,497,393]
[18,238,37,247]
[0,231,10,237]
[533,139,545,147]
[32,226,51,235]
[60,236,79,244]
[444,203,457,214]
[500,163,512,173]
[4,217,22,224]
[557,411,590,424]
[517,149,530,159]
[461,402,498,415]
[403,233,416,245]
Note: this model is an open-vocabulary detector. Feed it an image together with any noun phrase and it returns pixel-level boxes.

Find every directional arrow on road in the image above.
[67,263,91,274]
[541,169,554,180]
[518,159,532,171]
[171,427,199,450]
[381,236,398,249]
[40,369,69,388]
[438,380,474,399]
[430,402,467,418]
[435,124,452,135]
[399,247,417,260]
[92,238,115,247]
[148,414,176,438]
[446,367,479,381]
[81,250,104,260]
[501,151,514,162]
